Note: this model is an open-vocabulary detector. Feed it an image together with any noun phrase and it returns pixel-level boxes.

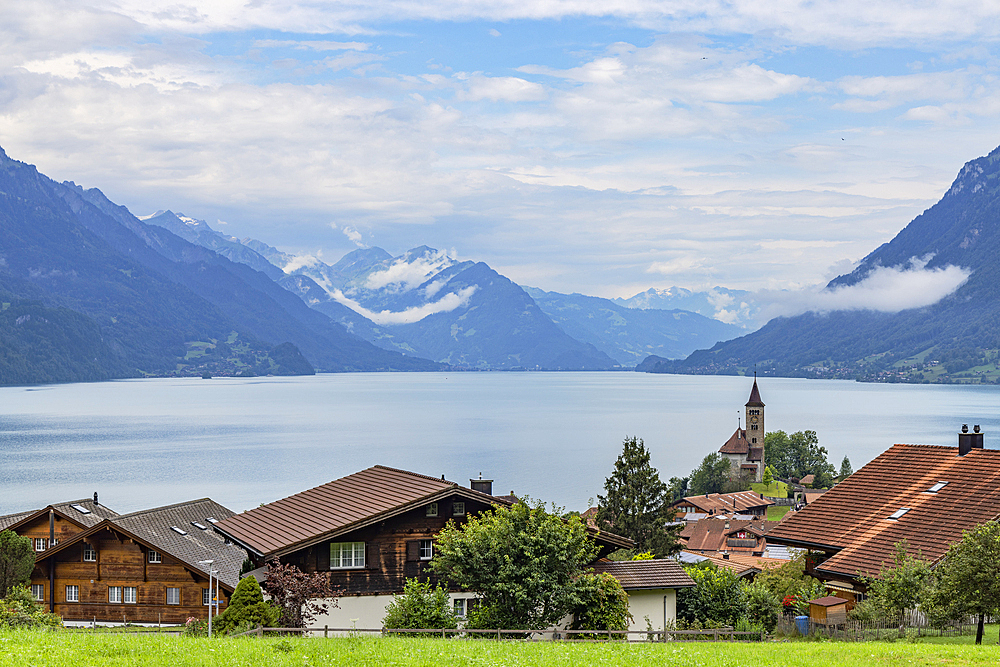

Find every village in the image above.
[3,377,998,649]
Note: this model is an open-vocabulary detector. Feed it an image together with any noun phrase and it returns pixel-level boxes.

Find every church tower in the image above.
[745,375,765,481]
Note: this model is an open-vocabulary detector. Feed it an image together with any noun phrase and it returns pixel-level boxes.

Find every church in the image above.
[717,377,765,483]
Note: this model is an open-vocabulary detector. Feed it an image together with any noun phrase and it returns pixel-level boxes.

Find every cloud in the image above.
[331,285,477,324]
[281,253,325,274]
[488,28,501,37]
[253,40,370,51]
[758,256,970,320]
[364,250,455,291]
[341,226,366,247]
[457,74,546,102]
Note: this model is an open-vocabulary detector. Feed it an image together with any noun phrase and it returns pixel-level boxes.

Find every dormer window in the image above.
[887,508,911,521]
[927,482,948,493]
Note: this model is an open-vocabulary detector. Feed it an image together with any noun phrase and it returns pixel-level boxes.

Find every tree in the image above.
[213,575,280,635]
[744,581,782,633]
[429,499,597,630]
[753,553,823,602]
[764,430,836,483]
[857,540,932,637]
[569,572,632,636]
[666,476,689,503]
[762,466,774,488]
[923,521,1000,644]
[263,559,342,628]
[596,436,681,557]
[688,453,732,496]
[839,456,853,480]
[0,530,33,598]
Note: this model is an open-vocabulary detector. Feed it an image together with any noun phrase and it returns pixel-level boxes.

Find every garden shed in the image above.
[808,595,848,626]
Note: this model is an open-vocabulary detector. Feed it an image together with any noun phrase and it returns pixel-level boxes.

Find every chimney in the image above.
[93,492,99,507]
[959,424,985,456]
[470,474,493,496]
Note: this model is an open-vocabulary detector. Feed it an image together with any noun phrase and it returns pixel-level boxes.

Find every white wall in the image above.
[307,593,479,635]
[625,589,677,633]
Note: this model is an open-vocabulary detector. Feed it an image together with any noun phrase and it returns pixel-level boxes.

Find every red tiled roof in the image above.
[681,518,776,552]
[592,559,695,590]
[673,491,775,515]
[767,444,1000,579]
[719,427,750,455]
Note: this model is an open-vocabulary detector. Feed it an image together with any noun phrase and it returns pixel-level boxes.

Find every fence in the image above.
[774,614,975,642]
[231,625,768,642]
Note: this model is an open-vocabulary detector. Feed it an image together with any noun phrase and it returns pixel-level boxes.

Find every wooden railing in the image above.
[231,625,768,642]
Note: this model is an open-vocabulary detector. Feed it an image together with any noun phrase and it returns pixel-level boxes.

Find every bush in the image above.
[382,578,458,633]
[569,572,633,637]
[0,585,62,629]
[744,581,781,633]
[676,564,748,627]
[213,576,280,635]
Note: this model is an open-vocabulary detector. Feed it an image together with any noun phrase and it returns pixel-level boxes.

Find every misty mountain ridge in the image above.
[654,143,1000,383]
[614,286,761,330]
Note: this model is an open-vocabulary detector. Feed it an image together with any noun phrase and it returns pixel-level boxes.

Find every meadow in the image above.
[2,631,1000,667]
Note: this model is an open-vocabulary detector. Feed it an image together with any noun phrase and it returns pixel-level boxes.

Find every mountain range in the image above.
[650,144,1000,384]
[0,146,746,384]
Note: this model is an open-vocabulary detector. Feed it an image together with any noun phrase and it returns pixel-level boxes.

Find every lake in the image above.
[1,372,998,517]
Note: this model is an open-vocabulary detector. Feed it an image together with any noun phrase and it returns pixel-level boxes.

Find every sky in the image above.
[3,1,1000,301]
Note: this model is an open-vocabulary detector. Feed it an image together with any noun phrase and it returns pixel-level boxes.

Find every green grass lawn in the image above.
[767,505,791,521]
[751,481,789,498]
[4,630,1000,667]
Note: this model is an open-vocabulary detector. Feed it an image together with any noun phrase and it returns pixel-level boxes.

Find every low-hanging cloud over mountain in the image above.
[757,256,970,321]
[331,285,477,325]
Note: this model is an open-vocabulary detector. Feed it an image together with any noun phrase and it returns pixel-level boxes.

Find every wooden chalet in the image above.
[2,498,246,624]
[671,491,775,518]
[213,465,633,628]
[0,496,119,553]
[767,428,1000,605]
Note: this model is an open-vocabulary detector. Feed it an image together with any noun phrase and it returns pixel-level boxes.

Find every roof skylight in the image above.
[205,517,218,524]
[888,508,911,520]
[927,481,948,493]
[170,526,187,535]
[70,504,91,514]
[191,521,208,530]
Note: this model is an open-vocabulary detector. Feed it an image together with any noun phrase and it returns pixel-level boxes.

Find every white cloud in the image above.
[332,285,477,324]
[457,74,546,102]
[364,250,455,291]
[342,226,366,246]
[282,253,325,274]
[253,39,369,51]
[758,257,970,320]
[488,28,501,37]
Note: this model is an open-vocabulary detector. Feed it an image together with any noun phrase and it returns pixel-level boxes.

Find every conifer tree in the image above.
[839,456,853,480]
[0,530,33,598]
[596,436,681,557]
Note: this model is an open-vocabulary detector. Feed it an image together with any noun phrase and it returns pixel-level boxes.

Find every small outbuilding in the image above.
[808,595,848,626]
[591,559,695,634]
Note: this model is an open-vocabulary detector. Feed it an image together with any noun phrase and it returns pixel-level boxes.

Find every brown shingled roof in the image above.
[767,444,1000,579]
[592,559,695,590]
[746,379,764,407]
[0,498,119,533]
[681,518,777,552]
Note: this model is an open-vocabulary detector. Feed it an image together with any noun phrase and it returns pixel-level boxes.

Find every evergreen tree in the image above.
[688,453,733,496]
[213,575,280,634]
[596,436,681,557]
[761,465,774,488]
[0,531,33,598]
[839,456,853,480]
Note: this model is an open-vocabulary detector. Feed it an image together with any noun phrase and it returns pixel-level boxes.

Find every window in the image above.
[191,521,208,530]
[927,481,948,493]
[888,508,911,521]
[70,504,91,514]
[419,539,433,560]
[108,586,122,604]
[34,538,47,552]
[65,585,79,603]
[203,588,211,606]
[206,517,219,524]
[124,587,137,604]
[148,550,161,564]
[83,546,97,562]
[426,503,439,517]
[170,526,187,535]
[454,599,466,618]
[30,584,43,601]
[330,542,365,569]
[166,588,180,605]
[452,502,466,516]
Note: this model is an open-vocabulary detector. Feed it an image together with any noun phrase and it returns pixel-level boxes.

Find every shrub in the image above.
[382,578,458,633]
[0,585,62,629]
[213,576,280,635]
[569,572,633,638]
[743,581,781,633]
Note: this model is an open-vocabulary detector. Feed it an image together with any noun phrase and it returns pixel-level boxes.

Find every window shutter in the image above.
[317,543,330,571]
[366,543,380,570]
[406,540,420,562]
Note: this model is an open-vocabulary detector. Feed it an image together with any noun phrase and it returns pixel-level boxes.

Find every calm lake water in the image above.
[1,372,998,516]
